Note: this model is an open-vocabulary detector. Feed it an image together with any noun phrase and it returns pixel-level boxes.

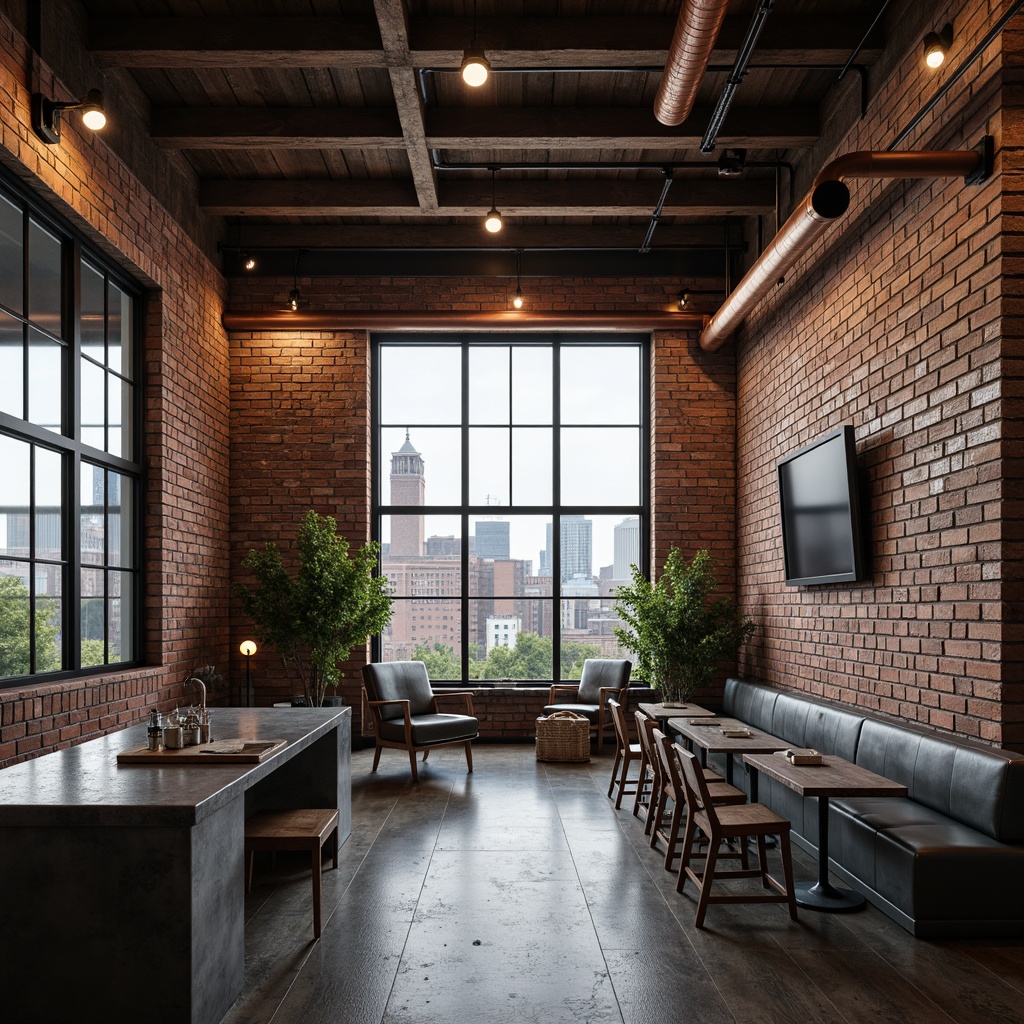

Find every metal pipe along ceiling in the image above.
[654,0,731,126]
[698,148,987,352]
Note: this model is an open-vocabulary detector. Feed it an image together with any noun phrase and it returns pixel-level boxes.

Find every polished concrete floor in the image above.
[225,743,1024,1024]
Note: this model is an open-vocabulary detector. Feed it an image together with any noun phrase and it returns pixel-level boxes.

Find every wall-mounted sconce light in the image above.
[242,252,257,272]
[31,89,106,144]
[484,168,503,233]
[677,290,691,310]
[461,0,490,86]
[923,24,953,69]
[239,639,257,707]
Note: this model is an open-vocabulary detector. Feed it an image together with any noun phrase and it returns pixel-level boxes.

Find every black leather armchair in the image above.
[362,661,479,782]
[543,658,632,753]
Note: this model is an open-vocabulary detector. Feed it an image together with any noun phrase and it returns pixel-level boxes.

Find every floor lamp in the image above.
[239,639,257,707]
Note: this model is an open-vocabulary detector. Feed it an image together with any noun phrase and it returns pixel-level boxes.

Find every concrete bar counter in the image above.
[0,707,352,1024]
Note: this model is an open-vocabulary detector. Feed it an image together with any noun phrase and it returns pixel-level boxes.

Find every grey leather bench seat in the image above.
[720,678,1024,937]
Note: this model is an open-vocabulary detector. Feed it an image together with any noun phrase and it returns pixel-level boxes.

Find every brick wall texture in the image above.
[2,0,1024,764]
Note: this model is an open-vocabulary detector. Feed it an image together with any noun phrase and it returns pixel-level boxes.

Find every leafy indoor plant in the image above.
[236,509,394,707]
[614,547,755,705]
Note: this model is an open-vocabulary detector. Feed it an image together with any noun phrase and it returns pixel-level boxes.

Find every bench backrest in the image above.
[724,677,1024,844]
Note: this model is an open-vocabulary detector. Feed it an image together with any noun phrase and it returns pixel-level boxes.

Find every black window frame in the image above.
[0,170,143,687]
[371,331,650,685]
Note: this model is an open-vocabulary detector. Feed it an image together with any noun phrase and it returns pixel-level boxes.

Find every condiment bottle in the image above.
[147,709,164,751]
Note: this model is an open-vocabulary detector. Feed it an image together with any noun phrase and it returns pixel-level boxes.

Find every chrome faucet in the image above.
[185,677,207,711]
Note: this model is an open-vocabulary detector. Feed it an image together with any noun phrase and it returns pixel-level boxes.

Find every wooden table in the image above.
[669,718,789,786]
[743,751,908,913]
[638,701,716,721]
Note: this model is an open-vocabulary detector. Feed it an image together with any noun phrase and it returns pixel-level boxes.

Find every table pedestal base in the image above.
[794,880,865,912]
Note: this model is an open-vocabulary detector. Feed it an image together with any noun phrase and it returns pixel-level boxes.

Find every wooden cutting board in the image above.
[117,738,287,764]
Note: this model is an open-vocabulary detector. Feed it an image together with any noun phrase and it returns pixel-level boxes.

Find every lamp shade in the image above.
[461,46,490,87]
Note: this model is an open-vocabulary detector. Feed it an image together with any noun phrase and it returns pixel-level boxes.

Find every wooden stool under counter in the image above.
[244,808,340,939]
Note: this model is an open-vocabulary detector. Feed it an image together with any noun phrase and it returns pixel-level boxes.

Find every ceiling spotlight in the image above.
[677,290,690,310]
[484,168,503,233]
[461,0,490,87]
[242,252,257,272]
[717,149,747,177]
[923,24,953,69]
[461,45,491,88]
[31,88,106,144]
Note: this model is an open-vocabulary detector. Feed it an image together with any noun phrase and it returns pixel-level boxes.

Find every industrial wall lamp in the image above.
[923,24,953,69]
[31,89,106,144]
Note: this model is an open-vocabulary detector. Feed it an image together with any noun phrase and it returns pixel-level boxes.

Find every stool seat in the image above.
[245,808,340,939]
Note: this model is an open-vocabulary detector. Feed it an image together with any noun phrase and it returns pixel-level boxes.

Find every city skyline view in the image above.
[375,336,647,679]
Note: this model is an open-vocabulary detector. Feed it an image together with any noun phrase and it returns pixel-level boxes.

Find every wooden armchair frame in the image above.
[362,666,478,783]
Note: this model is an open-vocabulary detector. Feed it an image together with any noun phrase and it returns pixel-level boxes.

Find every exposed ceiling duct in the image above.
[654,0,731,127]
[698,145,990,352]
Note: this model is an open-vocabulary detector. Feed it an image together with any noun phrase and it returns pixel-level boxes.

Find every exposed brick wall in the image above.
[0,12,231,767]
[226,276,736,733]
[734,0,1023,749]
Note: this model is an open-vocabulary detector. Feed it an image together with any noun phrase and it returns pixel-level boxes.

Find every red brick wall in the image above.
[226,277,736,732]
[734,0,1023,748]
[0,13,232,766]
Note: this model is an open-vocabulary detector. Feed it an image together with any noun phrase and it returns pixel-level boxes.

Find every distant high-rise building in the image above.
[613,517,641,580]
[560,515,592,583]
[475,520,510,559]
[389,430,424,556]
[539,522,552,577]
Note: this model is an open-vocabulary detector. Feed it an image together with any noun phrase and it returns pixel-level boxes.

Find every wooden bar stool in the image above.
[244,808,340,939]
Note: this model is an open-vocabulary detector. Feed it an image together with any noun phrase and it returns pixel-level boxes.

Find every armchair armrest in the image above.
[598,685,628,708]
[432,691,475,715]
[548,683,580,703]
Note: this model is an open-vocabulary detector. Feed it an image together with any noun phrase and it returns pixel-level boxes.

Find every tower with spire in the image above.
[389,429,425,556]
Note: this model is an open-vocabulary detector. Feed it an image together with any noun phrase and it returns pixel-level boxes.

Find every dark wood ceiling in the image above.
[73,0,886,273]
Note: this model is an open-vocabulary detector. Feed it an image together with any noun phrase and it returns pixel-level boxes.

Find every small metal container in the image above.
[163,725,184,749]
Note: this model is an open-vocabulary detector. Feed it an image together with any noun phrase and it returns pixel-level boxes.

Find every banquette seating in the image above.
[720,677,1024,937]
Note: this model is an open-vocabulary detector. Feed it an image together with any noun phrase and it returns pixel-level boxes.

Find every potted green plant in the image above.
[236,509,394,708]
[614,547,755,706]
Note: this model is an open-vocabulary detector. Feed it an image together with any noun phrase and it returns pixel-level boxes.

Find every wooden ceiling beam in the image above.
[223,223,745,251]
[146,104,816,150]
[374,0,439,213]
[425,106,818,150]
[88,17,384,68]
[199,180,422,216]
[88,15,879,69]
[200,178,773,216]
[150,107,405,149]
[411,16,879,66]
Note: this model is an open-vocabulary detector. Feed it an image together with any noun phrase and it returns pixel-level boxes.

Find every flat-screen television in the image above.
[777,426,869,586]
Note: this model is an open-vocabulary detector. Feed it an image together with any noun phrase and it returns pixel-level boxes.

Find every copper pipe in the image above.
[654,0,731,127]
[223,309,710,332]
[812,150,983,186]
[699,148,985,352]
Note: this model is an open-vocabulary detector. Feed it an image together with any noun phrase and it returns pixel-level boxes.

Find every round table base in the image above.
[795,881,866,912]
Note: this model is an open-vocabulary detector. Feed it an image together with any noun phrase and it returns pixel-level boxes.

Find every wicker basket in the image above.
[535,710,591,763]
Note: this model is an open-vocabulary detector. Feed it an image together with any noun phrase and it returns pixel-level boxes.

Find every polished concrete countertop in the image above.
[0,707,347,828]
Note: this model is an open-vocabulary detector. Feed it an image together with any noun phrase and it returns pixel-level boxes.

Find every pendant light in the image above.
[461,0,491,87]
[283,251,309,311]
[484,168,503,233]
[512,249,524,308]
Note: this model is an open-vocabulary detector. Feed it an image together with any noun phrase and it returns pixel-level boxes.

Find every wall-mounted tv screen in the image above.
[777,425,869,587]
